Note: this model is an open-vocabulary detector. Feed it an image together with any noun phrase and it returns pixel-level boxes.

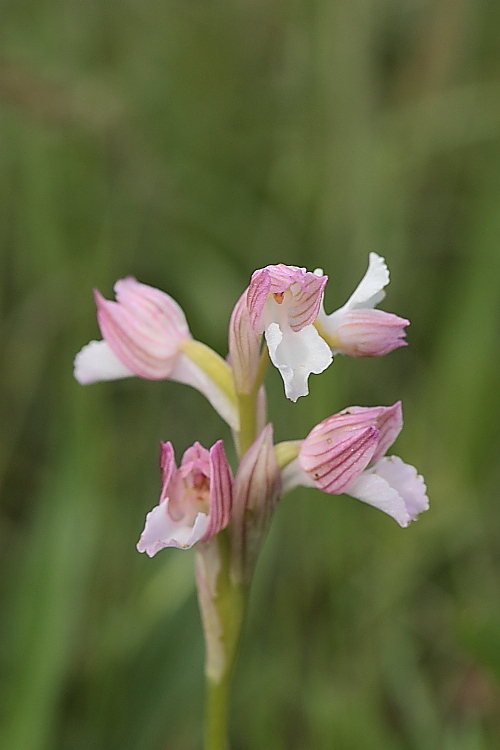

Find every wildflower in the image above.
[137,440,233,555]
[315,253,409,357]
[74,277,238,429]
[74,277,190,382]
[75,257,429,748]
[246,264,332,401]
[281,402,428,527]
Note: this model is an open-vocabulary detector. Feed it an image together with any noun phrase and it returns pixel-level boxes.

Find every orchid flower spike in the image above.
[74,277,239,430]
[281,402,428,527]
[137,440,233,555]
[246,264,332,401]
[316,253,409,357]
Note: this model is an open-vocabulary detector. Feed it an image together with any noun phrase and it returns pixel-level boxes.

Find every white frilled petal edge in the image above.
[280,453,428,528]
[346,455,429,527]
[137,504,209,555]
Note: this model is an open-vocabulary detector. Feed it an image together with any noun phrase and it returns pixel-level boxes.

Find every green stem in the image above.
[203,592,244,750]
[254,344,270,392]
[205,676,231,750]
[237,392,257,457]
[236,346,270,457]
[203,345,269,748]
[201,533,247,750]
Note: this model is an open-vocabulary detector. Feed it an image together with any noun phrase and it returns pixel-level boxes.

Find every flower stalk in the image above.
[201,349,274,748]
[236,347,269,457]
[198,531,247,750]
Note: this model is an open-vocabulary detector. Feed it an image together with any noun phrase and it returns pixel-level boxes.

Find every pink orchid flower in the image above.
[246,264,332,401]
[282,402,428,527]
[74,277,238,429]
[137,440,233,555]
[74,277,190,383]
[137,425,281,560]
[316,253,409,357]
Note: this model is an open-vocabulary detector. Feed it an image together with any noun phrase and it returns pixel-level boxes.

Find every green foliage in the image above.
[1,0,500,748]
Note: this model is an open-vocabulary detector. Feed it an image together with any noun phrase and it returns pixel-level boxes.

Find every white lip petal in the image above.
[73,340,134,384]
[370,456,429,519]
[265,322,332,402]
[183,513,210,548]
[136,502,209,556]
[345,455,428,527]
[137,503,174,557]
[345,470,412,527]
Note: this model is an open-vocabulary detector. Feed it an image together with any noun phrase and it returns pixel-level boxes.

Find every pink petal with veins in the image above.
[299,424,379,494]
[334,309,409,357]
[95,277,190,379]
[247,264,327,333]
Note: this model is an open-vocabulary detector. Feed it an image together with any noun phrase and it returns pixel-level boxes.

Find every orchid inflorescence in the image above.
[74,253,428,748]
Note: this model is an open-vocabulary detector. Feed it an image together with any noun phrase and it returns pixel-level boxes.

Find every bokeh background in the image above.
[1,0,500,748]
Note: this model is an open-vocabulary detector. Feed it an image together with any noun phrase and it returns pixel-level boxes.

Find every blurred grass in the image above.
[1,0,500,748]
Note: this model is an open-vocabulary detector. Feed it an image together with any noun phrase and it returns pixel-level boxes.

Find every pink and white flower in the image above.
[74,277,190,383]
[316,253,409,357]
[246,264,332,401]
[137,440,233,555]
[74,277,239,430]
[281,402,428,527]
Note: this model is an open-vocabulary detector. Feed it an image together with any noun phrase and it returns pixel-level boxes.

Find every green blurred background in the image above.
[1,0,500,748]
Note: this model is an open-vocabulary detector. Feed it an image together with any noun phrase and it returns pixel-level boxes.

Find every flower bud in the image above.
[230,425,281,582]
[228,289,262,395]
